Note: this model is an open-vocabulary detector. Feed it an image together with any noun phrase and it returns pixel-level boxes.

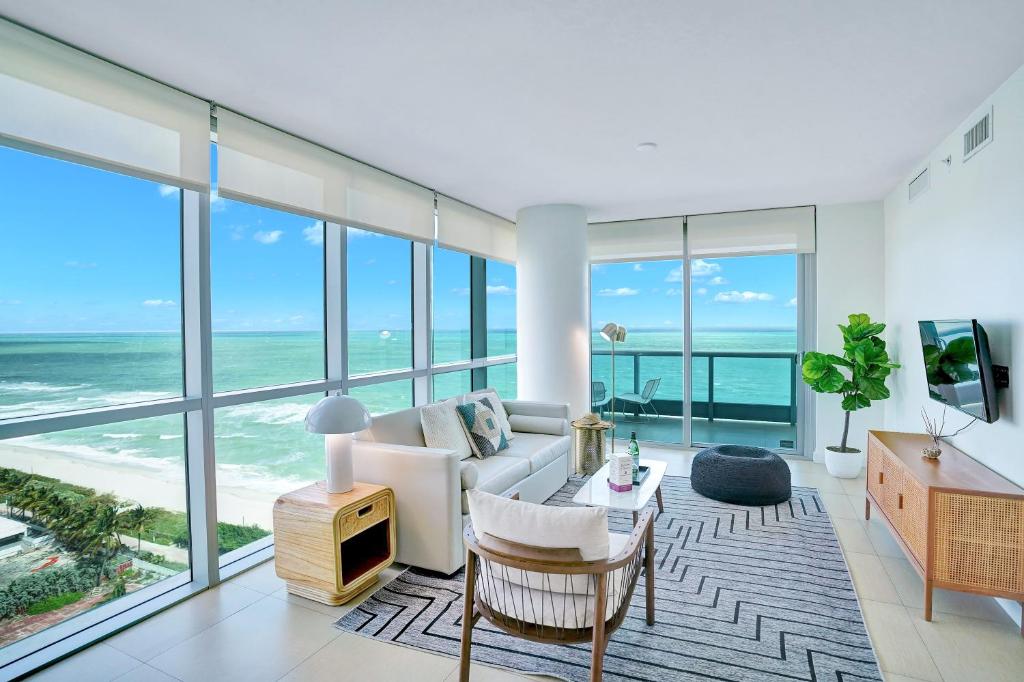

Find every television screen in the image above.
[918,320,998,423]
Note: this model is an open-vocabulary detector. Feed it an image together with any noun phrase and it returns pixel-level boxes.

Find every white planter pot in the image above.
[824,447,863,479]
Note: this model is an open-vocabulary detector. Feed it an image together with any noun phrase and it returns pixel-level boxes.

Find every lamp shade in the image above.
[304,394,372,435]
[600,322,618,342]
[614,325,627,343]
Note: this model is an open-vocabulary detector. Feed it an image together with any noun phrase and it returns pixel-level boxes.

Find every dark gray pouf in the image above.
[691,444,792,505]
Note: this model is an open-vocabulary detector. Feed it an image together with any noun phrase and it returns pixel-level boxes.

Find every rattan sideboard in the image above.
[865,430,1024,635]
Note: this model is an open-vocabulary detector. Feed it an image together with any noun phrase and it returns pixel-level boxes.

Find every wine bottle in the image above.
[628,432,640,483]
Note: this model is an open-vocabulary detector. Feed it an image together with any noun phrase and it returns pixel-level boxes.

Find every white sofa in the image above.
[352,392,570,574]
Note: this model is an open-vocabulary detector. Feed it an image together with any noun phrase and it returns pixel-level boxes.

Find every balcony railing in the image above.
[591,349,799,425]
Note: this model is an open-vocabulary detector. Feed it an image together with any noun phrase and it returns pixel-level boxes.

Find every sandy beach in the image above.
[0,442,279,531]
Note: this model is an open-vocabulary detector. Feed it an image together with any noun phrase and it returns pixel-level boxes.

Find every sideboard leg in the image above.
[1020,602,1023,638]
[864,498,871,521]
[924,581,933,621]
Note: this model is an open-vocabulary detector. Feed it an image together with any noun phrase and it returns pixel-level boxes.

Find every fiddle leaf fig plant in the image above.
[803,313,901,452]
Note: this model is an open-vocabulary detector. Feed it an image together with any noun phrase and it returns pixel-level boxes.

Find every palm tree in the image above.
[117,504,150,553]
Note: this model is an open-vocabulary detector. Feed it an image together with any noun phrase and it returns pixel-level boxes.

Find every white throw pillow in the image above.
[466,489,609,561]
[465,389,514,441]
[420,398,472,460]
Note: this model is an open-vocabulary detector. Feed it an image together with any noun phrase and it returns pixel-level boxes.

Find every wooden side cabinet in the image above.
[866,430,1024,636]
[274,481,396,605]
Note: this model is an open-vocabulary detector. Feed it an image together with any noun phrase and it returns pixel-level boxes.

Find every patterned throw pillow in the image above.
[456,397,510,459]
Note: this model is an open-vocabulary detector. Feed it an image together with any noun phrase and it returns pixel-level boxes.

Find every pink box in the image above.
[608,479,633,492]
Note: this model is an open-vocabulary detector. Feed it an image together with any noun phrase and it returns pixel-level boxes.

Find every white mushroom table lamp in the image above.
[304,394,372,494]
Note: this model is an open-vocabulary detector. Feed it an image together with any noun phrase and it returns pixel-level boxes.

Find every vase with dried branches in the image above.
[920,406,977,460]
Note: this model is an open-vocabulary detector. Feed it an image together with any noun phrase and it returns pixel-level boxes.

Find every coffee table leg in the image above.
[632,510,639,527]
[655,485,664,515]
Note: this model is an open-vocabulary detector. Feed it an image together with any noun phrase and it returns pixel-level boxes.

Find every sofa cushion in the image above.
[471,456,530,496]
[466,488,609,561]
[420,398,472,460]
[464,389,514,441]
[354,405,425,447]
[499,432,569,474]
[459,460,479,489]
[456,398,510,458]
[507,414,566,436]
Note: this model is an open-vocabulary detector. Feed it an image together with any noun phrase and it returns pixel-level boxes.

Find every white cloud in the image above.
[696,287,708,296]
[598,287,639,297]
[229,225,246,241]
[786,297,798,307]
[210,190,226,212]
[158,184,178,197]
[713,290,775,303]
[452,287,470,296]
[486,285,515,295]
[253,230,283,244]
[708,276,728,286]
[288,315,305,323]
[303,223,323,245]
[387,279,398,285]
[665,259,721,282]
[348,227,381,239]
[143,299,177,307]
[632,263,644,272]
[665,288,681,296]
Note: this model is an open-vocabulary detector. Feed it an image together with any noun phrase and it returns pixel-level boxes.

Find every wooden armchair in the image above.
[459,507,655,682]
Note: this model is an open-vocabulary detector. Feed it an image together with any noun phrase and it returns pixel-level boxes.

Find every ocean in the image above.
[0,329,795,500]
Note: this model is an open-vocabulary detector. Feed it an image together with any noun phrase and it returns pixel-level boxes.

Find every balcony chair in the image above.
[460,490,655,682]
[591,381,612,416]
[616,378,662,420]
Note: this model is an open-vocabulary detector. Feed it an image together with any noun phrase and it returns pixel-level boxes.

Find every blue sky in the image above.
[0,144,517,333]
[591,256,797,331]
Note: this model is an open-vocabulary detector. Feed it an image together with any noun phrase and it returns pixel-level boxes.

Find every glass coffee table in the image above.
[573,457,667,526]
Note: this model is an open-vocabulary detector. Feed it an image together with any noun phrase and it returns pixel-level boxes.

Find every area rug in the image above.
[336,475,882,681]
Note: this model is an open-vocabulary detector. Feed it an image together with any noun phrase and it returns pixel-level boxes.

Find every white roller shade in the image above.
[0,20,210,190]
[436,195,516,262]
[687,206,815,258]
[216,108,434,241]
[588,218,685,262]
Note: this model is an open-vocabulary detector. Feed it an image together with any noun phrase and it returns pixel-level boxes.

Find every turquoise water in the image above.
[0,329,793,491]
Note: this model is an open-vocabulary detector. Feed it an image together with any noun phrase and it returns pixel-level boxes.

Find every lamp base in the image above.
[325,433,354,493]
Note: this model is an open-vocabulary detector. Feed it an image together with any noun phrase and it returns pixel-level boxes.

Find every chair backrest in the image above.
[641,377,661,400]
[591,381,606,401]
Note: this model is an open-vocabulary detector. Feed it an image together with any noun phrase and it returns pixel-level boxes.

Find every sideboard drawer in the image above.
[867,438,885,501]
[899,476,928,565]
[934,491,1024,594]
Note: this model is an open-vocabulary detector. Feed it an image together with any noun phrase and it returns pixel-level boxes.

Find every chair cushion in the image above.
[478,532,631,628]
[456,398,510,458]
[420,398,472,460]
[498,433,569,474]
[467,489,608,561]
[507,414,566,437]
[464,389,514,441]
[691,444,792,505]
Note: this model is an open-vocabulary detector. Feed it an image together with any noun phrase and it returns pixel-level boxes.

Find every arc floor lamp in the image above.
[600,322,627,451]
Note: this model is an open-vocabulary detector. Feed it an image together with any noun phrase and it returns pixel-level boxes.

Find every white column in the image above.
[516,204,590,423]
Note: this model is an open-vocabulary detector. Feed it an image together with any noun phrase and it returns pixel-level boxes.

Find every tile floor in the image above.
[27,447,1024,682]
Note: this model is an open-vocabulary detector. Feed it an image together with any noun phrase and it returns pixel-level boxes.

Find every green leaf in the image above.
[848,313,870,328]
[801,351,834,380]
[841,393,872,412]
[815,366,845,393]
[857,376,890,400]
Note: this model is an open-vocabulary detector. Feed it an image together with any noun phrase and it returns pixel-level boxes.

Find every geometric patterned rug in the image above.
[336,475,882,681]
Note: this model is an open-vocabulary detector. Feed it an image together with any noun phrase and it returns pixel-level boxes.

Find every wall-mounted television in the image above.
[918,319,999,423]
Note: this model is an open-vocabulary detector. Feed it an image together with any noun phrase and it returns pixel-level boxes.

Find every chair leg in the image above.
[645,519,656,626]
[655,485,664,514]
[591,573,608,682]
[459,551,477,682]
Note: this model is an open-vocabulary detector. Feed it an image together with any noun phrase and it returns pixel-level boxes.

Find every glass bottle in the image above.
[628,431,640,483]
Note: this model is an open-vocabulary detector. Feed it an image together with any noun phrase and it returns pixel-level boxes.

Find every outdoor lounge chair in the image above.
[616,378,661,419]
[591,381,612,416]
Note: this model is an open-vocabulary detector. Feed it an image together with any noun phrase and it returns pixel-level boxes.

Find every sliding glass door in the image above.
[590,252,808,454]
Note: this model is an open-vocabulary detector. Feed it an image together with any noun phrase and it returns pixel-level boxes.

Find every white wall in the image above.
[883,63,1024,488]
[812,201,886,461]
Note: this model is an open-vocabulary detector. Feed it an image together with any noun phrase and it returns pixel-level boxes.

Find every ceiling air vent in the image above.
[963,107,993,162]
[908,166,930,201]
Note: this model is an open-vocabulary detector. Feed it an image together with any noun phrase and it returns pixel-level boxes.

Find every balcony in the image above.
[591,349,799,450]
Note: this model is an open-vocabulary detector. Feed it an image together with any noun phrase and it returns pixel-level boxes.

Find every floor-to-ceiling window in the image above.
[690,255,799,449]
[591,260,684,445]
[0,146,191,650]
[484,260,517,397]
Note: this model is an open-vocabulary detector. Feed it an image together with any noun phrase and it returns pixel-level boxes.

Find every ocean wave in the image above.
[103,433,142,440]
[223,402,309,425]
[216,461,311,494]
[0,381,89,393]
[159,434,183,440]
[13,436,184,479]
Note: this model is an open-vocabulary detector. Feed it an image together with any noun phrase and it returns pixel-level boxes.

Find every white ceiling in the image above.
[3,1,1024,222]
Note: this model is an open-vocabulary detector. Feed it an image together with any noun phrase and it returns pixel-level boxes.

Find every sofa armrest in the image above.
[503,400,569,435]
[352,441,464,574]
